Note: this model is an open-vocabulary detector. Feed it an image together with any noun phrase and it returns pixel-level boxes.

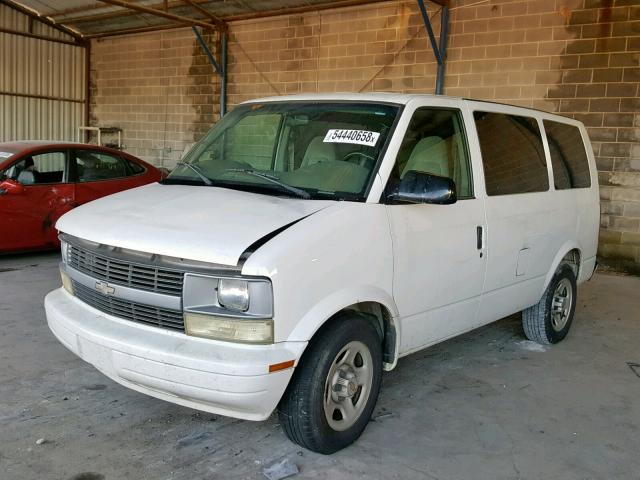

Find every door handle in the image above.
[477,226,483,257]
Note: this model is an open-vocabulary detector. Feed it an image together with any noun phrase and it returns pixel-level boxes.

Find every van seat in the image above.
[301,137,337,167]
[402,136,450,177]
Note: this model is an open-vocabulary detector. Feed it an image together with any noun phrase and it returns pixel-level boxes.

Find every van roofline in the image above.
[241,93,578,123]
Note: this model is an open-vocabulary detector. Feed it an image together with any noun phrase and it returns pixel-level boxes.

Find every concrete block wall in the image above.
[89,0,640,272]
[89,28,220,167]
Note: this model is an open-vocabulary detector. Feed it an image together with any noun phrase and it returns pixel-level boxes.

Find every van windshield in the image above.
[165,102,400,200]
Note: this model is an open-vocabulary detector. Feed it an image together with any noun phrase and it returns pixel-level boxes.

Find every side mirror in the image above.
[0,179,26,196]
[388,170,457,205]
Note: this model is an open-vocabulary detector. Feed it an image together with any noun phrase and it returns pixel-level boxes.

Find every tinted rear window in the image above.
[543,120,591,189]
[474,111,549,196]
[127,159,145,174]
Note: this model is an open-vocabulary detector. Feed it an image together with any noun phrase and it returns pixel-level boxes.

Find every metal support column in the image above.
[220,32,227,117]
[192,26,227,117]
[417,0,449,95]
[435,6,449,95]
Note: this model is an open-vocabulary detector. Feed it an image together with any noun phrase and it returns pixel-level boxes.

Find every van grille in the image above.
[68,244,184,296]
[72,280,185,332]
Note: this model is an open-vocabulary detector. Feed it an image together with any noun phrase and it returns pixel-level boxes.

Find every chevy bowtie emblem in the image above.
[95,281,115,296]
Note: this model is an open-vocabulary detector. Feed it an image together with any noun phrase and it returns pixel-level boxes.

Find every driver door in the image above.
[384,103,488,354]
[0,150,73,252]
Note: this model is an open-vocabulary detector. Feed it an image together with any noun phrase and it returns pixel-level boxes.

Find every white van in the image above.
[45,94,599,454]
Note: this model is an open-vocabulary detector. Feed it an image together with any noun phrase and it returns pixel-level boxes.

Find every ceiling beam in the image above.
[0,0,85,42]
[233,0,257,11]
[51,0,209,21]
[182,0,226,30]
[223,0,390,22]
[96,0,217,30]
[61,0,393,25]
[84,22,189,38]
[0,26,81,46]
[48,3,109,18]
[28,0,438,39]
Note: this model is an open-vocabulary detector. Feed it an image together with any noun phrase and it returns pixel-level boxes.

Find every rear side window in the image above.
[474,111,548,196]
[543,120,591,189]
[75,151,129,182]
[127,159,145,174]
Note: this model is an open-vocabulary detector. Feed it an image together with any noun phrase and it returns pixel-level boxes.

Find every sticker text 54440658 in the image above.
[323,129,380,147]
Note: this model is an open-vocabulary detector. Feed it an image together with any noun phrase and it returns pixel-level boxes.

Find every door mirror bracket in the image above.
[387,170,457,205]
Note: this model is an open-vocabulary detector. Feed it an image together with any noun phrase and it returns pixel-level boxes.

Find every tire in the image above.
[278,312,383,454]
[522,263,577,345]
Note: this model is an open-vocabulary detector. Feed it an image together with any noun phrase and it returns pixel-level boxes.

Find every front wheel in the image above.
[522,263,577,344]
[278,313,382,454]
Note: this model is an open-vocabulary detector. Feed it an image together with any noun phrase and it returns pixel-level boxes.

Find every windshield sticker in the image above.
[323,129,380,147]
[0,151,14,159]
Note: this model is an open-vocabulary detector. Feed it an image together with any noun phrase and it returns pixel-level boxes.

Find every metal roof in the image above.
[3,0,397,40]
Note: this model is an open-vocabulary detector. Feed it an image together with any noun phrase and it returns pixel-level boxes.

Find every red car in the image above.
[0,142,164,253]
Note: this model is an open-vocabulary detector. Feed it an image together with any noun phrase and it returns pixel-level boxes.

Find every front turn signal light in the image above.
[184,312,273,344]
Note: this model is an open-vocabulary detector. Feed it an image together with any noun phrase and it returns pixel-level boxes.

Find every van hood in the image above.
[57,183,334,266]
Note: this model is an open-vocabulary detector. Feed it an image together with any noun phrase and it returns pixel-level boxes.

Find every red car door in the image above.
[0,150,74,252]
[72,148,158,206]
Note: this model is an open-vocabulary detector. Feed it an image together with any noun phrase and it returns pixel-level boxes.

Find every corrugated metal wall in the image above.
[0,3,86,142]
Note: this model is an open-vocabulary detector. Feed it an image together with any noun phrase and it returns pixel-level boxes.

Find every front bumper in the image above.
[44,288,306,421]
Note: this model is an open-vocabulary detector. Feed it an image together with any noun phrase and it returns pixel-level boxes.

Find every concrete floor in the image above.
[1,252,639,480]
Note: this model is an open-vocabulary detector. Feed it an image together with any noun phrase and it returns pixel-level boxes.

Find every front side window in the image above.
[166,102,400,200]
[543,120,591,189]
[387,108,473,198]
[4,151,67,185]
[75,151,130,182]
[474,112,548,196]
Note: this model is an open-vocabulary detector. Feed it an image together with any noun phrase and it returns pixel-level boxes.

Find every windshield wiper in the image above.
[224,168,311,199]
[176,162,213,186]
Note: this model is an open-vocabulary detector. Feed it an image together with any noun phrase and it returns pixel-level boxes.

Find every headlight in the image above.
[185,312,273,344]
[182,273,274,344]
[218,279,249,312]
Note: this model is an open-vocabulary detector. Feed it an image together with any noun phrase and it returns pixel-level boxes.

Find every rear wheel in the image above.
[278,313,382,454]
[522,263,577,344]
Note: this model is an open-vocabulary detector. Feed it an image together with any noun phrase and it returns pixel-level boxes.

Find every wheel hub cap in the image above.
[332,367,358,400]
[323,341,373,432]
[551,277,573,332]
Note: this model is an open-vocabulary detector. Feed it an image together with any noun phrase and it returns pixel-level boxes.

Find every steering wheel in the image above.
[342,151,376,169]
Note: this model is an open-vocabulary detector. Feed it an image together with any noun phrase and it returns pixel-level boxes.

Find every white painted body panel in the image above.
[386,200,486,353]
[56,182,333,266]
[45,288,305,421]
[241,202,396,345]
[46,94,600,420]
[382,98,488,353]
[462,100,600,325]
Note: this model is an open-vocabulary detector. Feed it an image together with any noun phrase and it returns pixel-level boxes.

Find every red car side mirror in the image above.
[0,179,25,195]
